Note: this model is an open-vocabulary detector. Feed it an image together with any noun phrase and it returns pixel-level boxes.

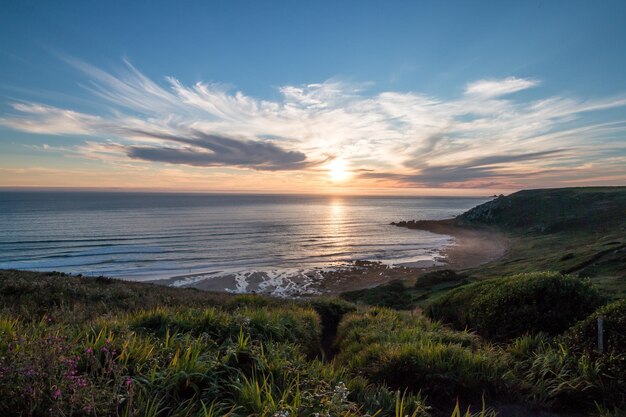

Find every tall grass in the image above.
[335,308,508,403]
[0,303,431,416]
[2,271,624,416]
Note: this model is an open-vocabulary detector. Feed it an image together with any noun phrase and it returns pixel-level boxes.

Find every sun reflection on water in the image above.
[318,198,350,263]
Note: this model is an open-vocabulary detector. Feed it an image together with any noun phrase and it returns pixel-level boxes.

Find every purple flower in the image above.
[52,388,62,400]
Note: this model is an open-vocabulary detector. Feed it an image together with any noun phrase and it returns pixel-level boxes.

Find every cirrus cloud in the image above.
[1,58,626,188]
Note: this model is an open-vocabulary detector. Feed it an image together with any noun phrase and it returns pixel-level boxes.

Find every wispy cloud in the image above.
[1,59,625,188]
[464,76,539,97]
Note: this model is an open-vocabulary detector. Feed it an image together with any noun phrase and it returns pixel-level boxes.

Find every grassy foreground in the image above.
[2,269,626,417]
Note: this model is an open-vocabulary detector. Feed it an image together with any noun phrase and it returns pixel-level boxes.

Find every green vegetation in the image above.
[457,187,626,233]
[503,333,625,410]
[3,269,626,416]
[565,298,626,358]
[335,308,503,402]
[427,272,605,340]
[459,187,626,296]
[0,270,431,417]
[2,187,625,416]
[342,270,467,310]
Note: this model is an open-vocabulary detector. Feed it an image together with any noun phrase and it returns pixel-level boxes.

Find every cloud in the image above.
[125,131,314,171]
[0,103,102,134]
[465,76,539,97]
[365,149,571,188]
[1,58,625,188]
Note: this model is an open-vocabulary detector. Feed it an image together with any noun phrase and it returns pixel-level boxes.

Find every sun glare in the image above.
[327,159,351,182]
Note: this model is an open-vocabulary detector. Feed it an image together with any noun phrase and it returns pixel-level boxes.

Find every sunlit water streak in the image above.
[0,192,487,289]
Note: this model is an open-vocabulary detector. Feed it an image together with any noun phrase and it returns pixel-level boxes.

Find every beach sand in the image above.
[316,220,508,293]
[158,220,508,296]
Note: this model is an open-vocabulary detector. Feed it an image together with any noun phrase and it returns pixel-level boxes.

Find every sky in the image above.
[0,0,625,195]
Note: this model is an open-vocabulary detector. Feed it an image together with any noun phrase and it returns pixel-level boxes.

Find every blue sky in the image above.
[1,0,625,194]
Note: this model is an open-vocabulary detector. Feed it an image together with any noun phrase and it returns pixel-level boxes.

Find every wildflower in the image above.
[333,381,349,402]
[125,377,133,388]
[52,388,62,400]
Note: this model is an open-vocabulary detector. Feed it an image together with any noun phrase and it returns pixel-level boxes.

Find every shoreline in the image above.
[393,219,509,270]
[151,219,508,296]
[2,220,509,298]
[315,220,508,294]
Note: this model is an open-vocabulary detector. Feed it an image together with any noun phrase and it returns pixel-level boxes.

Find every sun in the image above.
[327,159,351,182]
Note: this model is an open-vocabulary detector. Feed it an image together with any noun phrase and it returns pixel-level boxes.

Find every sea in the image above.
[0,192,488,295]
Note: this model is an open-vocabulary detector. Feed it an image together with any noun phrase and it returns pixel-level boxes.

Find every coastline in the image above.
[315,220,508,294]
[393,219,509,270]
[154,219,508,296]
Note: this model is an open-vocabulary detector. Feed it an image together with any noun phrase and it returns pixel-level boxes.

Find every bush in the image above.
[310,297,356,333]
[565,299,626,357]
[341,280,414,309]
[128,305,322,356]
[414,269,464,288]
[335,308,507,402]
[427,272,604,340]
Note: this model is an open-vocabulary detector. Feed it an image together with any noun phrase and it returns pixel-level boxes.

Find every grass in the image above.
[343,187,626,309]
[0,270,432,417]
[2,186,625,416]
[2,269,626,415]
[334,308,507,407]
[426,272,605,340]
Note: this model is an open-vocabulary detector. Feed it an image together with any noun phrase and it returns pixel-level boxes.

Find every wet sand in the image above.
[155,220,508,296]
[317,220,508,293]
[403,219,508,270]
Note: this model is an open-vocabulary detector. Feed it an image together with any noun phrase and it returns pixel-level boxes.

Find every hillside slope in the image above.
[355,187,626,308]
[456,187,626,233]
[2,270,621,416]
[458,187,626,294]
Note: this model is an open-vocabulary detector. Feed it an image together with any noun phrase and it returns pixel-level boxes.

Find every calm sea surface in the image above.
[0,192,487,283]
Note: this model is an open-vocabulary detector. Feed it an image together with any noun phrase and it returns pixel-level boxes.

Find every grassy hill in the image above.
[345,187,626,309]
[456,187,626,234]
[459,187,626,295]
[2,269,626,417]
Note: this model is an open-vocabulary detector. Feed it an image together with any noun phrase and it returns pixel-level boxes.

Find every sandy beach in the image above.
[314,220,508,293]
[158,220,508,296]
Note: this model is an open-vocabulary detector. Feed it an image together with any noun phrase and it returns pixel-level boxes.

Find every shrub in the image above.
[565,299,626,357]
[341,280,414,309]
[335,308,507,402]
[128,305,322,356]
[414,269,464,288]
[427,272,604,340]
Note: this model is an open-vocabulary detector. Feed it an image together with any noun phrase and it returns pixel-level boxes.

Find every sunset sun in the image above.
[327,159,351,182]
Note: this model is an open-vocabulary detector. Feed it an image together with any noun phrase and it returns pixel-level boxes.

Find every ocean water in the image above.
[0,192,487,290]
